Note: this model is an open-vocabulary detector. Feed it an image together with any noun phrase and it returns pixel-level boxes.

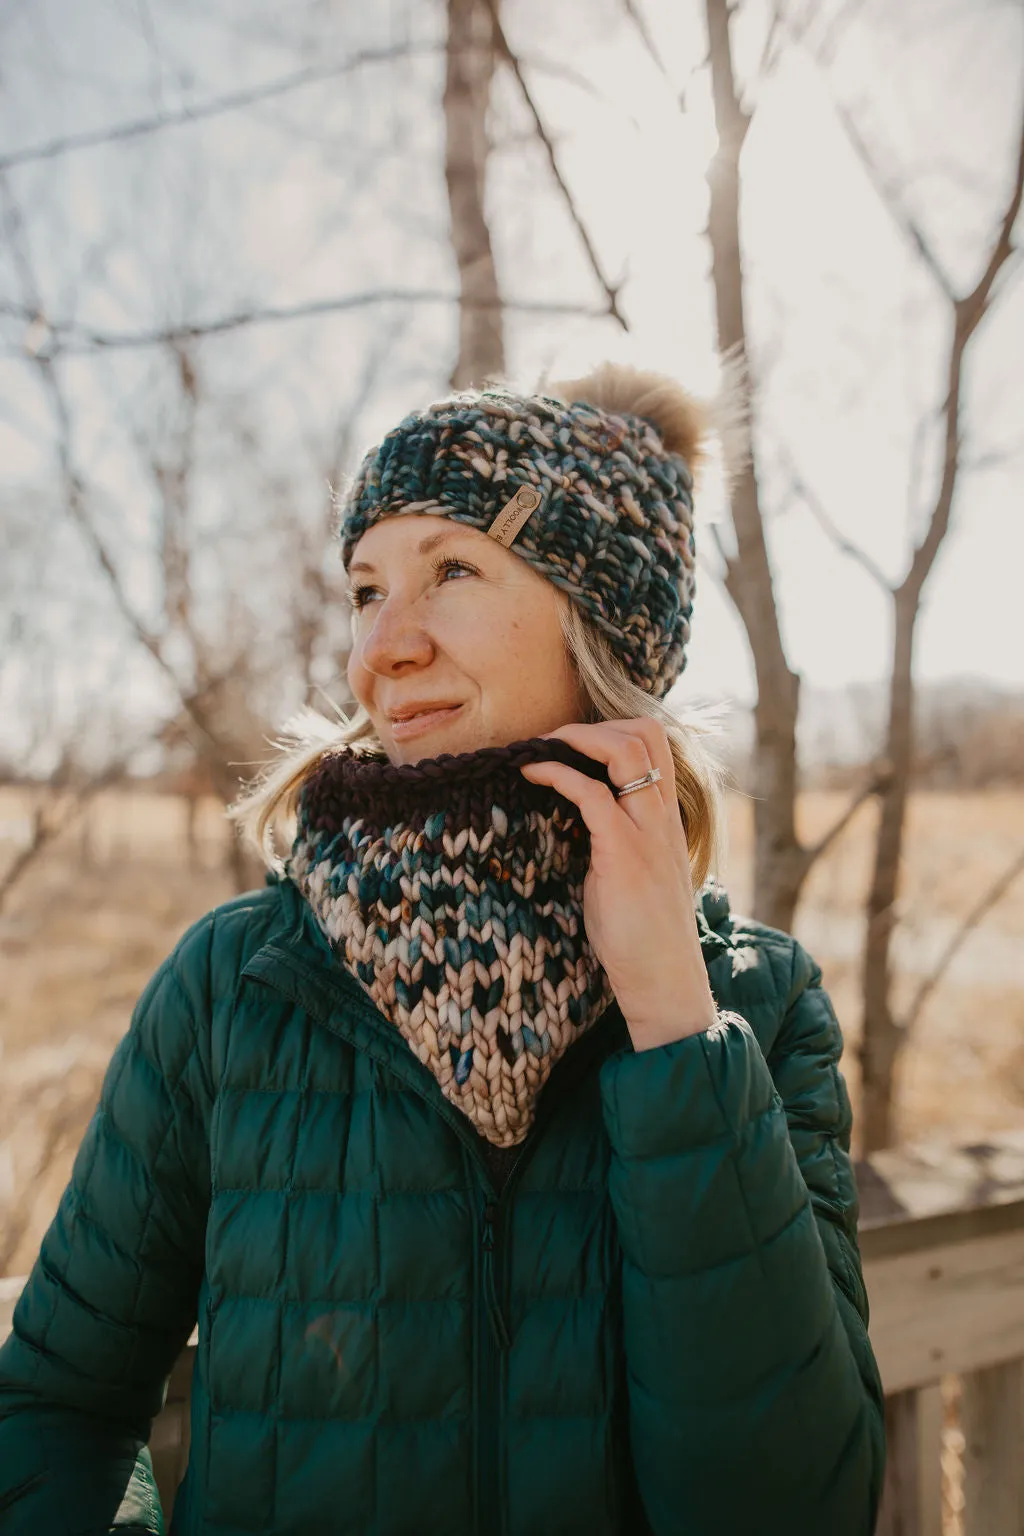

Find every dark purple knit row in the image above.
[299,737,616,837]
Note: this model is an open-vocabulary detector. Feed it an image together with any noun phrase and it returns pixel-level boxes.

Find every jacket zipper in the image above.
[245,939,633,1536]
[481,1200,511,1350]
[477,1197,509,1536]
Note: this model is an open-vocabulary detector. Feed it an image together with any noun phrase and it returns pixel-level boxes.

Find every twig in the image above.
[0,45,441,172]
[0,805,54,912]
[481,0,629,330]
[0,178,228,760]
[619,0,670,78]
[813,0,869,67]
[4,289,608,358]
[0,767,125,914]
[904,408,932,530]
[804,762,891,865]
[782,448,892,593]
[906,95,1024,593]
[0,43,595,175]
[833,100,956,303]
[755,3,785,83]
[962,432,1024,474]
[902,846,1024,1034]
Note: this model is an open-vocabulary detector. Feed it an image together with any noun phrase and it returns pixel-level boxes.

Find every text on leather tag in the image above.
[486,485,542,547]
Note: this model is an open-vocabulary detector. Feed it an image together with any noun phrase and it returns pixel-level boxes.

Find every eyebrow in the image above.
[347,527,472,576]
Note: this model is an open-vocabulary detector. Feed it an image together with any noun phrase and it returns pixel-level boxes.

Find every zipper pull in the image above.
[482,1202,511,1351]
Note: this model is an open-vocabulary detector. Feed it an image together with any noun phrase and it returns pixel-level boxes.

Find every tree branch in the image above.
[0,44,443,172]
[707,521,740,603]
[962,432,1024,474]
[619,0,670,78]
[832,100,956,302]
[782,448,892,592]
[955,97,1024,337]
[0,177,232,762]
[905,92,1024,598]
[905,407,932,529]
[804,762,891,866]
[3,289,607,358]
[0,763,127,914]
[481,0,629,330]
[0,42,594,175]
[902,845,1024,1034]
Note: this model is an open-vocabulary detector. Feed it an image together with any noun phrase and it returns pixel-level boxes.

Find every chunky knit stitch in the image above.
[287,737,617,1146]
[337,387,698,697]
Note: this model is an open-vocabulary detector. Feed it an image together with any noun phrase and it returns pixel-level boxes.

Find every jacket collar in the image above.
[240,873,730,1160]
[240,876,632,1162]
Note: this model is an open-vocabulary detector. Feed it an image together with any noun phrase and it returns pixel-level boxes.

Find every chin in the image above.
[387,718,479,765]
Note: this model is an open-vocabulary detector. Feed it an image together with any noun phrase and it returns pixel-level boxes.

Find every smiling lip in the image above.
[388,704,463,739]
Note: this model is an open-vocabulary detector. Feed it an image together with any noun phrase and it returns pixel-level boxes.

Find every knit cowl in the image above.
[286,738,617,1147]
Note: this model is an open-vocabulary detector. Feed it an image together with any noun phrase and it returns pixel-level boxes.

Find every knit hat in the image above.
[337,364,708,698]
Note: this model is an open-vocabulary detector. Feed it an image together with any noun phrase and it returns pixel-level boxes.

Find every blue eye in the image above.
[348,554,478,610]
[430,554,477,582]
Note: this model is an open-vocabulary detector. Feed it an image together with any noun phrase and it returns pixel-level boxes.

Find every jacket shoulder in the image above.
[699,882,815,1005]
[164,877,297,1014]
[700,887,858,1216]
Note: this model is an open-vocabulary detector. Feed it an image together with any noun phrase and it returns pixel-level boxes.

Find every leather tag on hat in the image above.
[487,485,541,547]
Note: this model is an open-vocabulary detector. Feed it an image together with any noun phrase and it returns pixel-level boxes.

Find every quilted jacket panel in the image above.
[0,878,885,1535]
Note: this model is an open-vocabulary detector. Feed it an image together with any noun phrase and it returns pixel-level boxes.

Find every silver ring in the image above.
[615,767,662,799]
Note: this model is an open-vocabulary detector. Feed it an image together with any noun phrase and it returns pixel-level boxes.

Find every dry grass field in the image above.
[1,783,1022,1278]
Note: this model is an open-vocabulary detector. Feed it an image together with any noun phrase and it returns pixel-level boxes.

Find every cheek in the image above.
[486,610,562,688]
[346,638,368,698]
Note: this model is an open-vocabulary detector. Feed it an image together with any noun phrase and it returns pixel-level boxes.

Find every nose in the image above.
[356,594,435,678]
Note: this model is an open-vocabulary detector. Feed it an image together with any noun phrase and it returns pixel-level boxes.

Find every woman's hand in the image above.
[520,719,718,1051]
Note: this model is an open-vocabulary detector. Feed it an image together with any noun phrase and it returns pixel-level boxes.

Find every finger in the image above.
[518,758,623,841]
[538,721,670,822]
[589,719,679,810]
[526,744,664,846]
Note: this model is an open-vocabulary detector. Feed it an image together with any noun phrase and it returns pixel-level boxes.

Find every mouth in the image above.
[388,704,464,740]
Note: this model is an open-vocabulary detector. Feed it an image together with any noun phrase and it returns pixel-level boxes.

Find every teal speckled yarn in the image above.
[287,737,618,1147]
[337,384,698,697]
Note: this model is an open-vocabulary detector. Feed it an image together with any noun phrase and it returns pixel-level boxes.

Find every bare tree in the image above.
[702,0,886,933]
[445,0,505,389]
[0,754,130,915]
[0,176,363,890]
[842,97,1024,1150]
[700,0,1024,1147]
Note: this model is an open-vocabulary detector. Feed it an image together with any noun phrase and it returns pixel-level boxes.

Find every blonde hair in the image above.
[229,362,727,887]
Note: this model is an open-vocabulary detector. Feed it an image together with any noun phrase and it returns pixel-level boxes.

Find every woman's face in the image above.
[346,514,587,763]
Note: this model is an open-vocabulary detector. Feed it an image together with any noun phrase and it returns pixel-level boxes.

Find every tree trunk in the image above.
[704,0,805,933]
[444,0,504,390]
[184,791,200,871]
[859,589,917,1151]
[751,678,807,933]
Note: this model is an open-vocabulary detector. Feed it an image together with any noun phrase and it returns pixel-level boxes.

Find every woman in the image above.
[0,365,885,1535]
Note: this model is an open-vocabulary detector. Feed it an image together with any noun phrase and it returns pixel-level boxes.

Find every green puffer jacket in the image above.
[0,877,885,1536]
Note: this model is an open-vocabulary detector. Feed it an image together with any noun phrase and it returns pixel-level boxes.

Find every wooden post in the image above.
[876,1383,943,1536]
[960,1359,1023,1535]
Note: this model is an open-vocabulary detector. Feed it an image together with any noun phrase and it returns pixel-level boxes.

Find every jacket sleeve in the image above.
[0,928,214,1536]
[599,939,885,1536]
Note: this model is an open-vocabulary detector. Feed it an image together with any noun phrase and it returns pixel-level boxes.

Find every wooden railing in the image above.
[859,1134,1024,1534]
[3,1132,1024,1532]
